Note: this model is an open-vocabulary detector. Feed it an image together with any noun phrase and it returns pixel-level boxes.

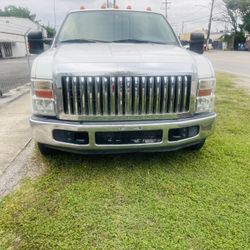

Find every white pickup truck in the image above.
[28,9,216,155]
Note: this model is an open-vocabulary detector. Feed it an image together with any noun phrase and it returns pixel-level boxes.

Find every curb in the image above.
[0,84,30,108]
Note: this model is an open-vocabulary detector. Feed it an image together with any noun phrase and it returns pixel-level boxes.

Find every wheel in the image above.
[38,143,57,156]
[186,140,206,151]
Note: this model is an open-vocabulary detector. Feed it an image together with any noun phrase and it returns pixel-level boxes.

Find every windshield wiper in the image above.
[60,39,109,44]
[111,39,167,44]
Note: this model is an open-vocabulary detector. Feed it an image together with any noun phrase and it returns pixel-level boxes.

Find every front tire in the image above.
[38,143,57,156]
[187,140,206,151]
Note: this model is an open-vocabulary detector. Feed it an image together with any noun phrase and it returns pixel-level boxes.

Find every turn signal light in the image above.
[198,89,213,97]
[198,79,216,97]
[196,78,216,113]
[35,90,53,99]
[32,80,55,116]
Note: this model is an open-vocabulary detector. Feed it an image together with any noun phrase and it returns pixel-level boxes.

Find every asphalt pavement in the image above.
[205,51,250,78]
[0,56,35,95]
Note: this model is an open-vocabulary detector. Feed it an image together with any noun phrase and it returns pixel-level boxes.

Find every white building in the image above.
[0,17,46,58]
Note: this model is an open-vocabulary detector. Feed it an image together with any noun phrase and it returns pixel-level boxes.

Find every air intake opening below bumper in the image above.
[96,130,163,145]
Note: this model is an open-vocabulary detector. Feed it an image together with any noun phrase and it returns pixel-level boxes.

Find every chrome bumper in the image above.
[30,113,216,154]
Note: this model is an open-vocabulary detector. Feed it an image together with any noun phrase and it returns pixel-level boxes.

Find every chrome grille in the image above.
[61,75,191,116]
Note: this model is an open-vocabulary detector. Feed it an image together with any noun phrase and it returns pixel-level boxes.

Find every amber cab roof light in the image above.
[101,4,107,9]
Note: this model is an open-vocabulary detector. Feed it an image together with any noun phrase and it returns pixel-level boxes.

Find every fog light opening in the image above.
[53,130,89,145]
[168,126,199,142]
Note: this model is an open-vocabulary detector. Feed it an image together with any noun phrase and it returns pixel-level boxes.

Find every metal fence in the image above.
[0,31,32,96]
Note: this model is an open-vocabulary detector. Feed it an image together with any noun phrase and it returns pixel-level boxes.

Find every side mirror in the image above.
[44,38,53,46]
[28,31,44,54]
[180,40,190,49]
[190,33,205,54]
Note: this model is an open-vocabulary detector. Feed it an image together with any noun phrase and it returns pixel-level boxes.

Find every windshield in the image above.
[57,11,178,45]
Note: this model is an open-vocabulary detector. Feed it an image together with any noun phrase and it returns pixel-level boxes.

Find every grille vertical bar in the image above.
[149,77,154,114]
[79,77,85,115]
[72,77,79,115]
[102,77,108,115]
[110,77,116,115]
[155,77,161,114]
[162,77,168,113]
[66,77,72,114]
[95,77,101,115]
[125,77,132,115]
[134,77,139,114]
[87,77,93,115]
[61,75,192,118]
[141,77,147,114]
[176,76,182,113]
[182,76,188,112]
[117,77,123,115]
[168,76,175,113]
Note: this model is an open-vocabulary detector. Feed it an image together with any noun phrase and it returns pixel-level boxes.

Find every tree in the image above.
[0,5,36,21]
[43,25,56,38]
[218,0,250,49]
[243,13,250,32]
[238,0,250,32]
[221,0,250,32]
[220,0,241,33]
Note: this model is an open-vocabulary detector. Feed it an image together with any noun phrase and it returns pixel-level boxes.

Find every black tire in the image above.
[38,143,57,156]
[186,140,206,151]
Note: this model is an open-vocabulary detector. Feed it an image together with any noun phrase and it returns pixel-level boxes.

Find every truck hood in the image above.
[31,43,215,79]
[54,43,192,63]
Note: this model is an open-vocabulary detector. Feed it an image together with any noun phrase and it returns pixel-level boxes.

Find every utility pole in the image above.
[113,0,116,7]
[207,0,215,50]
[53,0,56,30]
[182,21,185,34]
[163,0,171,19]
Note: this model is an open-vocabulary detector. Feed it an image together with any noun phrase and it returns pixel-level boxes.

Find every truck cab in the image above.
[28,9,216,155]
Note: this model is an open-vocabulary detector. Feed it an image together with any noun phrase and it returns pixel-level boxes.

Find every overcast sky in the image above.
[0,0,226,34]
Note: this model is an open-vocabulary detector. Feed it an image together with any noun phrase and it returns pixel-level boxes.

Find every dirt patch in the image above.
[0,141,46,198]
[234,76,250,95]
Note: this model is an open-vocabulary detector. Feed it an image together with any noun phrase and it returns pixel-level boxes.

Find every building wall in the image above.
[0,17,46,58]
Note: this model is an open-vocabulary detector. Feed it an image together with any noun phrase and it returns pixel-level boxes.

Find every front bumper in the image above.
[30,113,216,154]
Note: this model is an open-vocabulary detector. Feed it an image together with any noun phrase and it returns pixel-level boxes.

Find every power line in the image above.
[53,0,57,29]
[184,16,210,23]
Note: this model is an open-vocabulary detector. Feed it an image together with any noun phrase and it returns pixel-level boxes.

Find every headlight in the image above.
[31,80,56,116]
[196,78,216,113]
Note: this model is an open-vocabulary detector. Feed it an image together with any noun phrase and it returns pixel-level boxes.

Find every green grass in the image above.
[0,73,250,249]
